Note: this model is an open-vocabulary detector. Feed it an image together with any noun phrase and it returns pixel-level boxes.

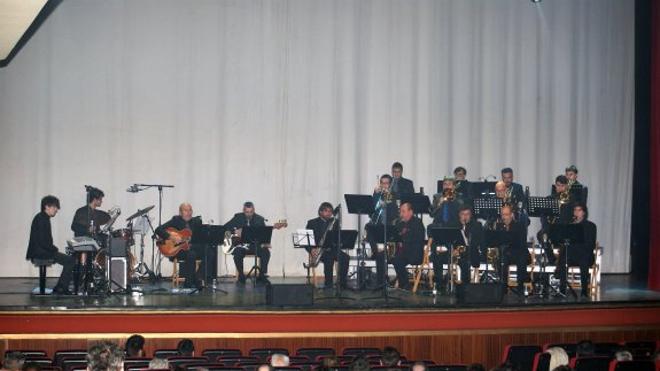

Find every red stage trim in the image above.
[1,306,659,335]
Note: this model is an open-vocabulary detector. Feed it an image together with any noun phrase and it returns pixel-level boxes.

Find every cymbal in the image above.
[126,205,155,222]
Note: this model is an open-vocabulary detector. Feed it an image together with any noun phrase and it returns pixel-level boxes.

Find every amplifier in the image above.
[107,257,128,292]
[456,283,504,304]
[266,283,314,306]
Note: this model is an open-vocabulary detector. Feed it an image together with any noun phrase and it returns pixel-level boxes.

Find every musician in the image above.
[26,195,75,295]
[429,205,482,291]
[430,177,460,226]
[565,165,581,186]
[453,166,467,181]
[368,174,399,286]
[565,165,588,204]
[492,204,529,292]
[71,187,107,237]
[556,203,596,297]
[500,167,525,206]
[390,202,425,290]
[390,162,415,198]
[224,201,270,284]
[155,203,204,289]
[453,167,471,203]
[305,202,348,288]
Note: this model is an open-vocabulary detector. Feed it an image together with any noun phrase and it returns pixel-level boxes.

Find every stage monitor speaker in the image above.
[456,283,504,304]
[107,257,128,292]
[266,283,314,306]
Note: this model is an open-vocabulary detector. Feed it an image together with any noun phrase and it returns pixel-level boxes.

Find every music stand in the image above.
[483,230,513,285]
[345,194,376,290]
[471,181,496,199]
[527,196,560,297]
[293,230,316,283]
[549,223,585,299]
[316,229,358,301]
[428,227,463,294]
[400,193,431,220]
[241,226,273,286]
[473,198,503,221]
[363,223,402,301]
[191,224,227,294]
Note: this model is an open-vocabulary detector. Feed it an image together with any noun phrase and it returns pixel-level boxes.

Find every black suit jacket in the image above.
[224,213,266,231]
[396,216,425,264]
[71,205,108,237]
[574,219,597,260]
[392,176,415,197]
[155,215,203,240]
[305,217,336,245]
[509,182,525,205]
[461,220,484,268]
[26,212,58,260]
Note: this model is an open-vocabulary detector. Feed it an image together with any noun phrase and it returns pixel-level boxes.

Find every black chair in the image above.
[594,343,622,357]
[153,349,180,358]
[185,365,240,371]
[573,356,612,371]
[168,356,210,369]
[249,348,289,362]
[218,356,259,366]
[623,341,656,360]
[502,345,542,371]
[5,350,48,357]
[62,359,87,371]
[31,259,55,295]
[53,351,87,368]
[341,348,381,358]
[123,359,151,370]
[295,348,335,361]
[203,349,243,362]
[289,361,320,371]
[532,352,551,371]
[427,366,468,371]
[607,360,655,371]
[22,358,54,366]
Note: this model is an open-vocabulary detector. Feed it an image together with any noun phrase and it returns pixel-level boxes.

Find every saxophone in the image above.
[306,218,336,268]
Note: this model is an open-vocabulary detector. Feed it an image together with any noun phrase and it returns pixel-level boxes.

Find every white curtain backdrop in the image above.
[0,0,634,278]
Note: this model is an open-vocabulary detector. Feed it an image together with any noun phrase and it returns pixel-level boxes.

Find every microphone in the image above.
[126,185,139,193]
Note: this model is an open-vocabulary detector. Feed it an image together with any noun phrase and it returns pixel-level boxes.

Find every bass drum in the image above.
[94,248,136,277]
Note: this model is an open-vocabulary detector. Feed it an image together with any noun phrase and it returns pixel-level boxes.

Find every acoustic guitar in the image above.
[157,227,193,257]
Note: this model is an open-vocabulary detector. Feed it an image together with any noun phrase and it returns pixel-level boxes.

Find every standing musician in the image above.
[305,202,348,288]
[556,203,597,297]
[491,204,529,292]
[224,201,270,285]
[430,177,460,226]
[565,165,581,186]
[500,167,525,206]
[155,203,204,289]
[390,202,425,291]
[26,196,75,295]
[367,174,399,286]
[429,205,483,292]
[452,166,471,203]
[390,162,415,198]
[71,187,108,237]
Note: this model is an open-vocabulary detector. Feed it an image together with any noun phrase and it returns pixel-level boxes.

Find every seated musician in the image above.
[390,162,415,198]
[391,202,425,291]
[494,180,529,228]
[71,187,107,237]
[368,174,399,286]
[26,196,75,295]
[305,202,348,288]
[155,203,204,289]
[224,201,270,285]
[492,204,530,293]
[430,177,460,226]
[500,167,525,206]
[429,205,483,292]
[537,175,576,262]
[556,203,596,297]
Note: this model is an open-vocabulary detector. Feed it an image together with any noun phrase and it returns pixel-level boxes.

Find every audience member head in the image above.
[2,352,25,371]
[257,364,273,371]
[576,340,595,358]
[125,334,145,358]
[176,339,195,356]
[381,346,400,367]
[86,341,124,371]
[614,350,633,362]
[321,356,340,369]
[21,363,41,371]
[411,361,428,371]
[546,347,569,370]
[270,354,290,367]
[467,363,485,371]
[148,356,168,370]
[348,356,369,371]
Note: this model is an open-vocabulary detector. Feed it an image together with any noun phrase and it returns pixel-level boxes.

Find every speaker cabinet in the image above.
[107,257,128,292]
[266,283,314,306]
[456,283,504,304]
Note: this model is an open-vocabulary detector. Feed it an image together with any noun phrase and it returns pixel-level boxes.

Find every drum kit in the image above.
[67,205,156,294]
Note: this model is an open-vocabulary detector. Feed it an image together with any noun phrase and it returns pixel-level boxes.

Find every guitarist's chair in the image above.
[171,256,201,287]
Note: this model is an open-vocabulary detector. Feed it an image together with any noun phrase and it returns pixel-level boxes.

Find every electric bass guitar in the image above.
[221,219,288,255]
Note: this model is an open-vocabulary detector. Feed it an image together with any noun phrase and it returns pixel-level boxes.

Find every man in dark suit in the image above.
[26,195,75,294]
[305,202,348,288]
[390,162,415,198]
[500,167,525,205]
[224,201,270,284]
[390,202,425,290]
[556,202,597,297]
[155,203,204,289]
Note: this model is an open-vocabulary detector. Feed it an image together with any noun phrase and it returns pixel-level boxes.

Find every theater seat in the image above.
[427,366,467,371]
[341,347,382,357]
[249,348,289,362]
[501,345,542,371]
[572,356,612,371]
[202,349,242,361]
[607,360,655,371]
[295,347,335,360]
[532,352,551,371]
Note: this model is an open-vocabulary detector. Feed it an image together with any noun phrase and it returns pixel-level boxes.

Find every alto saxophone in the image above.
[306,218,336,268]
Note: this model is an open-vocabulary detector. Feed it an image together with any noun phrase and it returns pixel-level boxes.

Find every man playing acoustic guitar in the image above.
[156,203,204,289]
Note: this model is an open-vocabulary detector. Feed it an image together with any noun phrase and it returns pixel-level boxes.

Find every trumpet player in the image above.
[305,202,348,288]
[429,205,483,292]
[430,177,460,226]
[368,174,400,286]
